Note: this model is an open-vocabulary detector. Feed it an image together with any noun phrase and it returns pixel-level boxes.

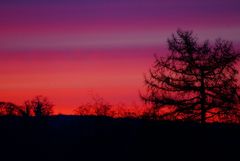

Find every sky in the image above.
[0,0,240,114]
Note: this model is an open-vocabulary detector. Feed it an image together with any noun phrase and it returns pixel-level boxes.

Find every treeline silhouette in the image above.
[0,95,143,118]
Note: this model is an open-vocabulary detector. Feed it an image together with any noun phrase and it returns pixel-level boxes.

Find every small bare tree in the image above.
[24,96,54,117]
[74,103,92,116]
[74,95,112,116]
[18,100,34,117]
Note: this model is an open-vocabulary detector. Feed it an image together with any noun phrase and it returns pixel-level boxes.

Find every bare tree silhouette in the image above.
[74,103,92,116]
[17,100,34,117]
[74,95,112,116]
[24,96,54,117]
[141,29,240,123]
[93,96,111,116]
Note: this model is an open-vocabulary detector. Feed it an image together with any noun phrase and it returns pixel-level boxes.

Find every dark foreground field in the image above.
[0,116,240,161]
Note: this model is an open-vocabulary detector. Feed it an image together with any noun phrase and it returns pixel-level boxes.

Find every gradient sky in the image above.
[1,0,240,114]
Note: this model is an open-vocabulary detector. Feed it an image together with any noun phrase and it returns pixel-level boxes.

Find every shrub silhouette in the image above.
[141,29,240,123]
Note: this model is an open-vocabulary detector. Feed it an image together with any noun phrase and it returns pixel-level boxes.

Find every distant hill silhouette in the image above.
[0,115,240,161]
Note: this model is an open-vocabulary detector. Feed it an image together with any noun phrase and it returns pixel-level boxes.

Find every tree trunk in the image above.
[200,71,206,124]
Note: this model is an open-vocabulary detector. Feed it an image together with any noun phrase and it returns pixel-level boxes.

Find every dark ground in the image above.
[0,115,240,161]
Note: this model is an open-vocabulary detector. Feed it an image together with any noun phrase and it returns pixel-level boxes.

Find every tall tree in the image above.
[142,29,240,123]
